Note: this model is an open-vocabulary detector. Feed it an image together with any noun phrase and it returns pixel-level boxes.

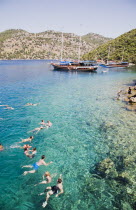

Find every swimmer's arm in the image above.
[56,189,64,197]
[43,161,53,166]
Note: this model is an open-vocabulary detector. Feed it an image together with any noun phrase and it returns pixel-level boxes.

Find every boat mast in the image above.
[60,31,63,61]
[121,47,125,62]
[78,35,81,61]
[107,45,110,64]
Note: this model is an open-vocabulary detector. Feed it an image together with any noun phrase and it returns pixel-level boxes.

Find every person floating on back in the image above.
[22,155,53,175]
[40,175,64,208]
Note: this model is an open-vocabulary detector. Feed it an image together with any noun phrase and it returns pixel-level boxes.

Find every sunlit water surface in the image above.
[0,60,136,210]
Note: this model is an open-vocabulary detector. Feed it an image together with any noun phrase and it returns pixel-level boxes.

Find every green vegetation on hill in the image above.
[0,29,111,60]
[82,29,136,63]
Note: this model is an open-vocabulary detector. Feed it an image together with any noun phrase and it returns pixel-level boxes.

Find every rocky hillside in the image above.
[82,29,136,63]
[0,29,111,60]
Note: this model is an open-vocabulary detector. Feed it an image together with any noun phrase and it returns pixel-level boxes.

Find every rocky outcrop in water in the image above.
[117,83,136,111]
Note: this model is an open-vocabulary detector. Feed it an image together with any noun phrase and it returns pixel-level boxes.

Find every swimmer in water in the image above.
[29,147,37,158]
[35,171,52,186]
[24,148,30,157]
[28,127,44,134]
[21,144,32,149]
[25,103,40,106]
[4,106,14,110]
[39,120,46,126]
[41,175,64,208]
[45,121,52,128]
[0,144,4,151]
[19,136,34,143]
[24,147,37,158]
[22,155,53,175]
[0,105,8,107]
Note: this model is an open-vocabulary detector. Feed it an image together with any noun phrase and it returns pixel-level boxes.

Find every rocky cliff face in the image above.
[0,29,111,60]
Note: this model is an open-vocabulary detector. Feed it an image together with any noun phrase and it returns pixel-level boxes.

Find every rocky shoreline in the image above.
[117,80,136,111]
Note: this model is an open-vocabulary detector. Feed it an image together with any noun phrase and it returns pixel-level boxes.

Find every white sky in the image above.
[0,0,135,38]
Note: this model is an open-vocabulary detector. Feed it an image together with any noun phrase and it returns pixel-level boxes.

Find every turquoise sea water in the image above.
[0,60,136,210]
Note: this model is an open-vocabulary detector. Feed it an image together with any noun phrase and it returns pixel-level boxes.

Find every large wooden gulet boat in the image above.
[51,32,98,72]
[51,61,98,72]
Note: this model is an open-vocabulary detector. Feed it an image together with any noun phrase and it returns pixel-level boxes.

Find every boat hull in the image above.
[100,62,129,68]
[51,64,97,72]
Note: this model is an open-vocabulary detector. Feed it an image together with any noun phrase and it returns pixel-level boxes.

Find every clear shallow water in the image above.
[0,60,136,210]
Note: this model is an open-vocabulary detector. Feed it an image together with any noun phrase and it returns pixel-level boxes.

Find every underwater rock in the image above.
[122,201,133,210]
[124,155,135,168]
[127,187,133,194]
[114,176,129,185]
[95,158,118,178]
[115,155,125,172]
[100,122,115,132]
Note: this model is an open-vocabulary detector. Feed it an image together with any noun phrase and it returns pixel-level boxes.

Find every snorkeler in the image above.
[41,175,64,208]
[19,136,34,143]
[35,171,52,186]
[22,155,53,175]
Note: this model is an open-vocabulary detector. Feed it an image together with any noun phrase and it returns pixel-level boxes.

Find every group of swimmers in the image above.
[0,101,63,208]
[19,120,63,208]
[0,101,40,111]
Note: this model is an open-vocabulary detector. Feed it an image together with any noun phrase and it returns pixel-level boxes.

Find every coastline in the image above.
[117,80,136,111]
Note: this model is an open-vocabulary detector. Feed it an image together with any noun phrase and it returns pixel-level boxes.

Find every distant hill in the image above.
[82,33,111,45]
[82,29,136,63]
[0,29,111,60]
